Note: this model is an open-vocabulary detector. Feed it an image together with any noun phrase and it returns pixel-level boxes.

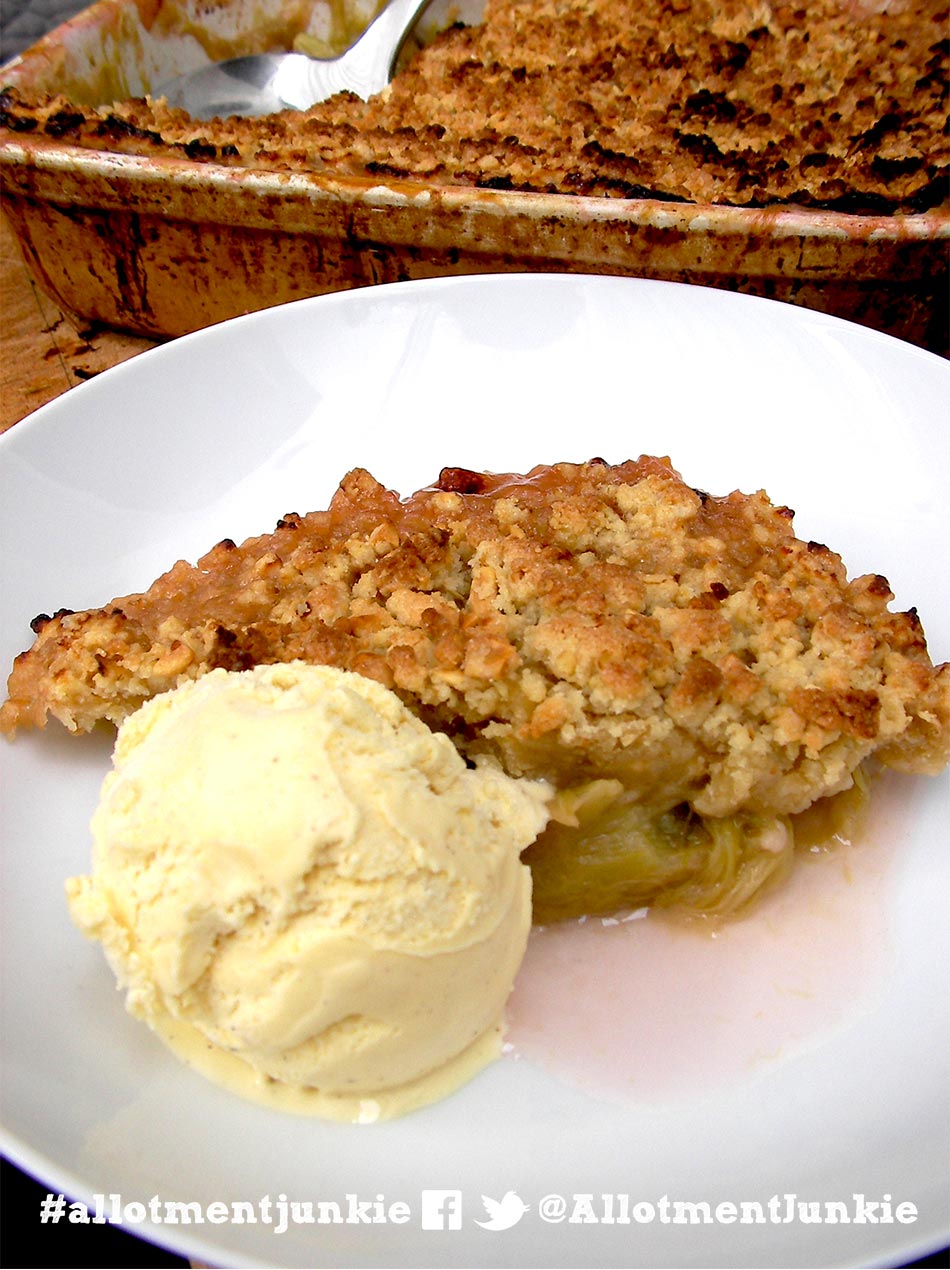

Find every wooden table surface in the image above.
[1,212,159,434]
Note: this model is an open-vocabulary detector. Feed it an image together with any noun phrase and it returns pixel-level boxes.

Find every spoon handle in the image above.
[289,0,434,104]
[157,0,435,118]
[337,0,436,96]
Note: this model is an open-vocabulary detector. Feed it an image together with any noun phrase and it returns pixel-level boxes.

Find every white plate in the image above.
[1,274,948,1270]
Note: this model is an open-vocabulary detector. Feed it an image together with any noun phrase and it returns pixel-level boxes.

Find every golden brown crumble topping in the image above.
[3,459,947,825]
[2,0,948,212]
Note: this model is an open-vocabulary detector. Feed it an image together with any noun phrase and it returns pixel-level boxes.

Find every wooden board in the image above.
[1,213,157,433]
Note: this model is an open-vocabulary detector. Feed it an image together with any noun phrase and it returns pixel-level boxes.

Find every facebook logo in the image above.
[420,1189,463,1230]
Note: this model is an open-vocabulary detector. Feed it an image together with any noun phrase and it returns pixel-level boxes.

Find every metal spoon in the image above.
[157,0,433,120]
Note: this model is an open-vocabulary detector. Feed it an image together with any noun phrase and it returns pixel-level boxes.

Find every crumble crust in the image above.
[1,0,947,212]
[3,458,947,820]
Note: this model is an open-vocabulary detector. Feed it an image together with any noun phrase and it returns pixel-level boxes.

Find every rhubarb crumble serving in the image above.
[3,458,947,922]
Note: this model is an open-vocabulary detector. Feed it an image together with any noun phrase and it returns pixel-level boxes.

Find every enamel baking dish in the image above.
[2,0,947,347]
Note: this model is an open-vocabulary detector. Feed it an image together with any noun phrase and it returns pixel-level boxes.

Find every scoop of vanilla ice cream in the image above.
[67,662,550,1117]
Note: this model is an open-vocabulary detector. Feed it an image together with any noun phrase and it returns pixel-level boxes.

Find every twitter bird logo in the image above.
[474,1191,530,1231]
